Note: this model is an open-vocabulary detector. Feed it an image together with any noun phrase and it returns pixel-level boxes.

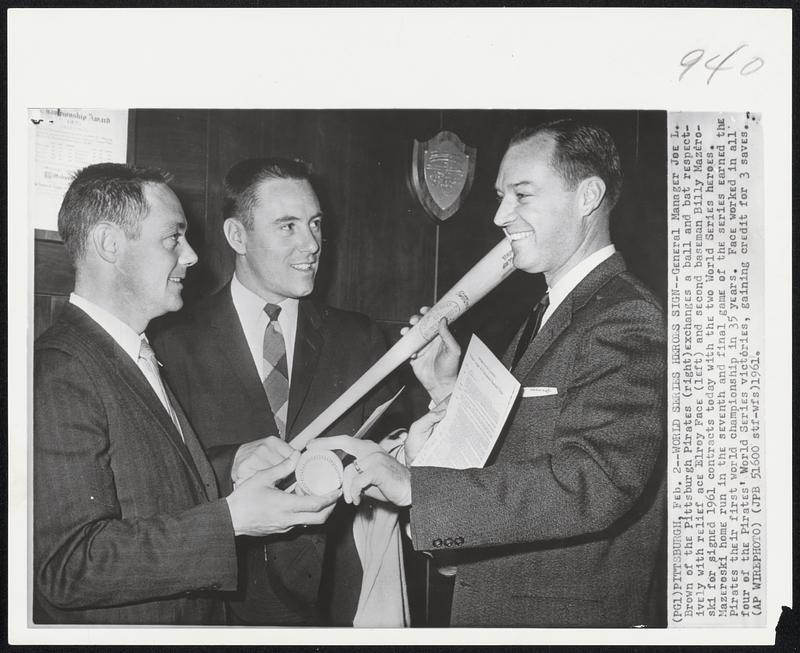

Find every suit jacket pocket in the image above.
[512,393,564,442]
[519,393,562,410]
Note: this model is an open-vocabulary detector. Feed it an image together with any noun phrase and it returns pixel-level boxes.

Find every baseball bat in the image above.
[289,237,515,452]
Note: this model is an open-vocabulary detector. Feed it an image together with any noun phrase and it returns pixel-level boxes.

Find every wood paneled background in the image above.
[35,109,666,345]
[33,108,666,626]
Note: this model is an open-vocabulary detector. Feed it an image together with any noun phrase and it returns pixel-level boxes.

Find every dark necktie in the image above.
[511,293,550,371]
[262,303,289,438]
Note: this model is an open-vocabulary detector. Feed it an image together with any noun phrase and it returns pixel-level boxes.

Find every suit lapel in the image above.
[165,383,218,499]
[285,299,323,439]
[111,346,204,473]
[511,253,628,380]
[207,284,279,436]
[63,305,202,477]
[511,301,574,380]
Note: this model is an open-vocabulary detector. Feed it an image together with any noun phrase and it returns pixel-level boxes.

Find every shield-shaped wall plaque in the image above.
[411,130,476,222]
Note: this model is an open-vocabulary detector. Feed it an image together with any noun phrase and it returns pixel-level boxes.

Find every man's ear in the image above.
[577,176,607,218]
[223,218,248,256]
[90,222,123,263]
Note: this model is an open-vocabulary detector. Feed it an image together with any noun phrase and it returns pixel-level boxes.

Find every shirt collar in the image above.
[277,295,299,330]
[544,244,616,318]
[69,292,143,363]
[230,273,299,324]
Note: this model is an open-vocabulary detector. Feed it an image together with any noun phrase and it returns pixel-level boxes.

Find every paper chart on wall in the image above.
[28,108,128,231]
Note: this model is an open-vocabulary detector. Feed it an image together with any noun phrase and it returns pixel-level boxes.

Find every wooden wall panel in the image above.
[34,109,667,353]
[132,110,210,305]
[34,238,74,296]
[34,295,53,341]
[34,229,74,339]
[310,110,439,323]
[33,293,69,338]
[33,285,71,339]
[204,110,266,294]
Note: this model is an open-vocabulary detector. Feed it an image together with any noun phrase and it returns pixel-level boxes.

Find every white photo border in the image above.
[7,7,792,646]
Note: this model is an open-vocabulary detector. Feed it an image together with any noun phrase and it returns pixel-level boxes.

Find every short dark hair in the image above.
[57,162,173,263]
[223,158,313,230]
[510,119,624,210]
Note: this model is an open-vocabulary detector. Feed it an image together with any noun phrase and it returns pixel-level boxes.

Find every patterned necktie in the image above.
[138,339,184,441]
[511,293,550,371]
[262,303,289,438]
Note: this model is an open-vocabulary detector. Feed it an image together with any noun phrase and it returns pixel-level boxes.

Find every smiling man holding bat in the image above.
[313,119,668,628]
[152,158,400,626]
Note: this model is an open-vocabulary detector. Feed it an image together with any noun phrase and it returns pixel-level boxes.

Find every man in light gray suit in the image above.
[314,119,667,627]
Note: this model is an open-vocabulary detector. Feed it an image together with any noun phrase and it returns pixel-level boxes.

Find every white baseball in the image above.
[295,449,344,496]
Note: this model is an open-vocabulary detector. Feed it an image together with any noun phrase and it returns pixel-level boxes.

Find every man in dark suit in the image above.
[153,158,396,625]
[34,163,340,625]
[314,119,667,627]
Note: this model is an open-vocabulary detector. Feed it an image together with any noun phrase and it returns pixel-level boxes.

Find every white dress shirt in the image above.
[540,244,616,328]
[230,273,298,383]
[69,293,183,440]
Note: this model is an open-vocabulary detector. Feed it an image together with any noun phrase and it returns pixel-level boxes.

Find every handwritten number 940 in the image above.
[679,44,764,85]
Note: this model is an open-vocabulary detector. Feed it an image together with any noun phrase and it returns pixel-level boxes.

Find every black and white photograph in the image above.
[8,8,791,647]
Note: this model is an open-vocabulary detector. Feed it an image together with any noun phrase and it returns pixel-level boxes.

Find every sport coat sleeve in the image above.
[409,297,666,551]
[34,347,238,611]
[205,445,241,495]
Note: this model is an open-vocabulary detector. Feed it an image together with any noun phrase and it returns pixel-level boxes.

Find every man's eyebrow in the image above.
[274,212,324,223]
[163,220,187,233]
[496,181,534,195]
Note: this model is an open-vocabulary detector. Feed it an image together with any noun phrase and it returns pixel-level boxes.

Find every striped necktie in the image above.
[138,339,184,441]
[262,303,289,438]
[511,293,550,371]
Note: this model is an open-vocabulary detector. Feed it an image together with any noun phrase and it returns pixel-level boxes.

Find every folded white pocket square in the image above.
[522,386,559,397]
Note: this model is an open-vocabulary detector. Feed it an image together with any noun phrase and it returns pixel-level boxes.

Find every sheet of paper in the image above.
[411,335,520,469]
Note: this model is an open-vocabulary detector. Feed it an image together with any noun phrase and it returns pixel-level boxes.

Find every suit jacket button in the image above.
[454,536,464,546]
[444,538,453,547]
[432,538,442,548]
